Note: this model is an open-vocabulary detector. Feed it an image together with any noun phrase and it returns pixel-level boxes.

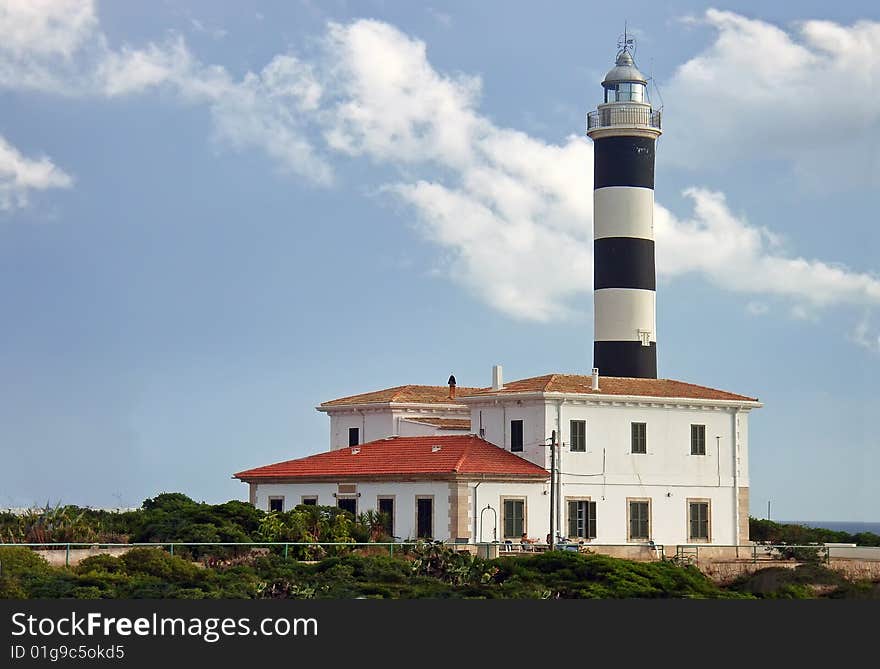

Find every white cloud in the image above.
[746,301,769,316]
[0,1,334,185]
[320,20,880,325]
[1,5,879,343]
[0,0,100,93]
[655,189,880,310]
[207,55,332,185]
[851,315,880,353]
[664,10,880,186]
[323,20,483,167]
[190,18,227,41]
[426,8,452,28]
[0,134,72,211]
[0,0,96,58]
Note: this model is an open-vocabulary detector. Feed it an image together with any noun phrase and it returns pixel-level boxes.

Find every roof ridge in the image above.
[451,435,475,473]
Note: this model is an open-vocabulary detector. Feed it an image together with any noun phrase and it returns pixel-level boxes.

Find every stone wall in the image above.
[34,546,134,567]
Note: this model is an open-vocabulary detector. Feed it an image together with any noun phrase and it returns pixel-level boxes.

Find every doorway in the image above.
[416,497,433,539]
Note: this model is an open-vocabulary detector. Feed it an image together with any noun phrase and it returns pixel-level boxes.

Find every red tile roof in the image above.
[320,384,483,407]
[234,435,548,481]
[400,417,472,430]
[465,374,758,402]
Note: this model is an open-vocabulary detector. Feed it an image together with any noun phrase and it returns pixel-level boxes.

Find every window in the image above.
[378,497,394,537]
[503,499,525,538]
[570,420,586,452]
[567,500,597,539]
[337,497,357,516]
[604,84,617,103]
[510,420,524,452]
[631,422,647,454]
[300,496,318,506]
[691,424,706,455]
[628,500,650,541]
[689,501,710,541]
[268,497,284,513]
[416,497,433,539]
[617,82,646,102]
[348,427,360,447]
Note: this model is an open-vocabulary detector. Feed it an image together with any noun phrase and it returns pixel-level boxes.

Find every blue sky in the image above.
[0,1,877,521]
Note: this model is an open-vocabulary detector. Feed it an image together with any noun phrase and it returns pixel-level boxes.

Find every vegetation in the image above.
[749,517,880,547]
[0,493,387,557]
[0,498,876,599]
[4,497,876,550]
[2,543,876,600]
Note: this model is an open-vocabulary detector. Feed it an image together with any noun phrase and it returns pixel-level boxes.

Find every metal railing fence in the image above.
[586,105,661,131]
[2,541,877,568]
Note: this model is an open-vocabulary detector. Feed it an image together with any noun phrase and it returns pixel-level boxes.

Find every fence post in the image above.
[389,543,393,558]
[170,544,174,556]
[65,544,70,568]
[284,544,289,559]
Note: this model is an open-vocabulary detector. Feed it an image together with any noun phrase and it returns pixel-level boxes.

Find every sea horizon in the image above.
[778,520,880,535]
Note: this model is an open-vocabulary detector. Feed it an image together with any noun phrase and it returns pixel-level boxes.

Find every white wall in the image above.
[325,407,470,450]
[557,482,738,545]
[327,411,394,450]
[470,481,549,543]
[309,395,755,546]
[466,396,754,545]
[253,481,450,540]
[397,421,470,438]
[469,402,549,468]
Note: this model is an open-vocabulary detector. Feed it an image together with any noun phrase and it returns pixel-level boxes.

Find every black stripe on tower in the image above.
[594,238,655,290]
[594,341,657,379]
[593,136,655,189]
[593,135,657,378]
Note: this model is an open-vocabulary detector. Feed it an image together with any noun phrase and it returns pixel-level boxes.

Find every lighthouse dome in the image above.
[601,50,648,86]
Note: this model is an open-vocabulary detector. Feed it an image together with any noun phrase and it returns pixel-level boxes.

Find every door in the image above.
[416,497,433,539]
[378,497,394,537]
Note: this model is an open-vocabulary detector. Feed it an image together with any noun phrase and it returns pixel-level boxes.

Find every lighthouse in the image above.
[587,40,662,378]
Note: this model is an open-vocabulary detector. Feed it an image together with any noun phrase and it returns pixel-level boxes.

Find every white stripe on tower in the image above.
[586,46,662,378]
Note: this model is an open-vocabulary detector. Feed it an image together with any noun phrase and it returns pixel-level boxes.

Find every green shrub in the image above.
[0,546,52,576]
[75,554,126,575]
[121,548,201,583]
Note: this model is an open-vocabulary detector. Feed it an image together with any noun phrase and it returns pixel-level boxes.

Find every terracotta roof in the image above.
[464,374,758,402]
[234,435,549,481]
[320,384,483,407]
[400,417,472,430]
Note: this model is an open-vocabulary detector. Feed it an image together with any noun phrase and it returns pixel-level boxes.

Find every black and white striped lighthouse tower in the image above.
[586,38,662,378]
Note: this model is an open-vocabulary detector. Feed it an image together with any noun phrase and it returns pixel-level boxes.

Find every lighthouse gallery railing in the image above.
[587,105,661,132]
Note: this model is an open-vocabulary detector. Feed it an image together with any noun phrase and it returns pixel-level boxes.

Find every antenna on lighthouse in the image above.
[618,22,636,57]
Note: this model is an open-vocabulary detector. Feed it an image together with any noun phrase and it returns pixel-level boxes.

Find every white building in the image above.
[234,42,763,552]
[235,368,760,548]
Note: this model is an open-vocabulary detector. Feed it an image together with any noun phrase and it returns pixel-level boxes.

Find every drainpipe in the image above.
[733,409,741,548]
[356,409,366,444]
[473,481,483,543]
[556,400,564,538]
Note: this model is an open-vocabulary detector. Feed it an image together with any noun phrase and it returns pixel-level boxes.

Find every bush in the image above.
[75,554,126,575]
[121,548,202,583]
[0,546,52,576]
[730,564,846,599]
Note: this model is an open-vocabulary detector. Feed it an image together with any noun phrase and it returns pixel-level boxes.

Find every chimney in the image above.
[492,364,503,390]
[591,367,600,391]
[448,374,457,400]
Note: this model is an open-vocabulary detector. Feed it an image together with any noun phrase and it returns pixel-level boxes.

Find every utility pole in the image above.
[549,430,556,551]
[767,499,771,521]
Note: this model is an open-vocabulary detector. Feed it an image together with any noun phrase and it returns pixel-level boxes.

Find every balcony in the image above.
[586,105,662,133]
